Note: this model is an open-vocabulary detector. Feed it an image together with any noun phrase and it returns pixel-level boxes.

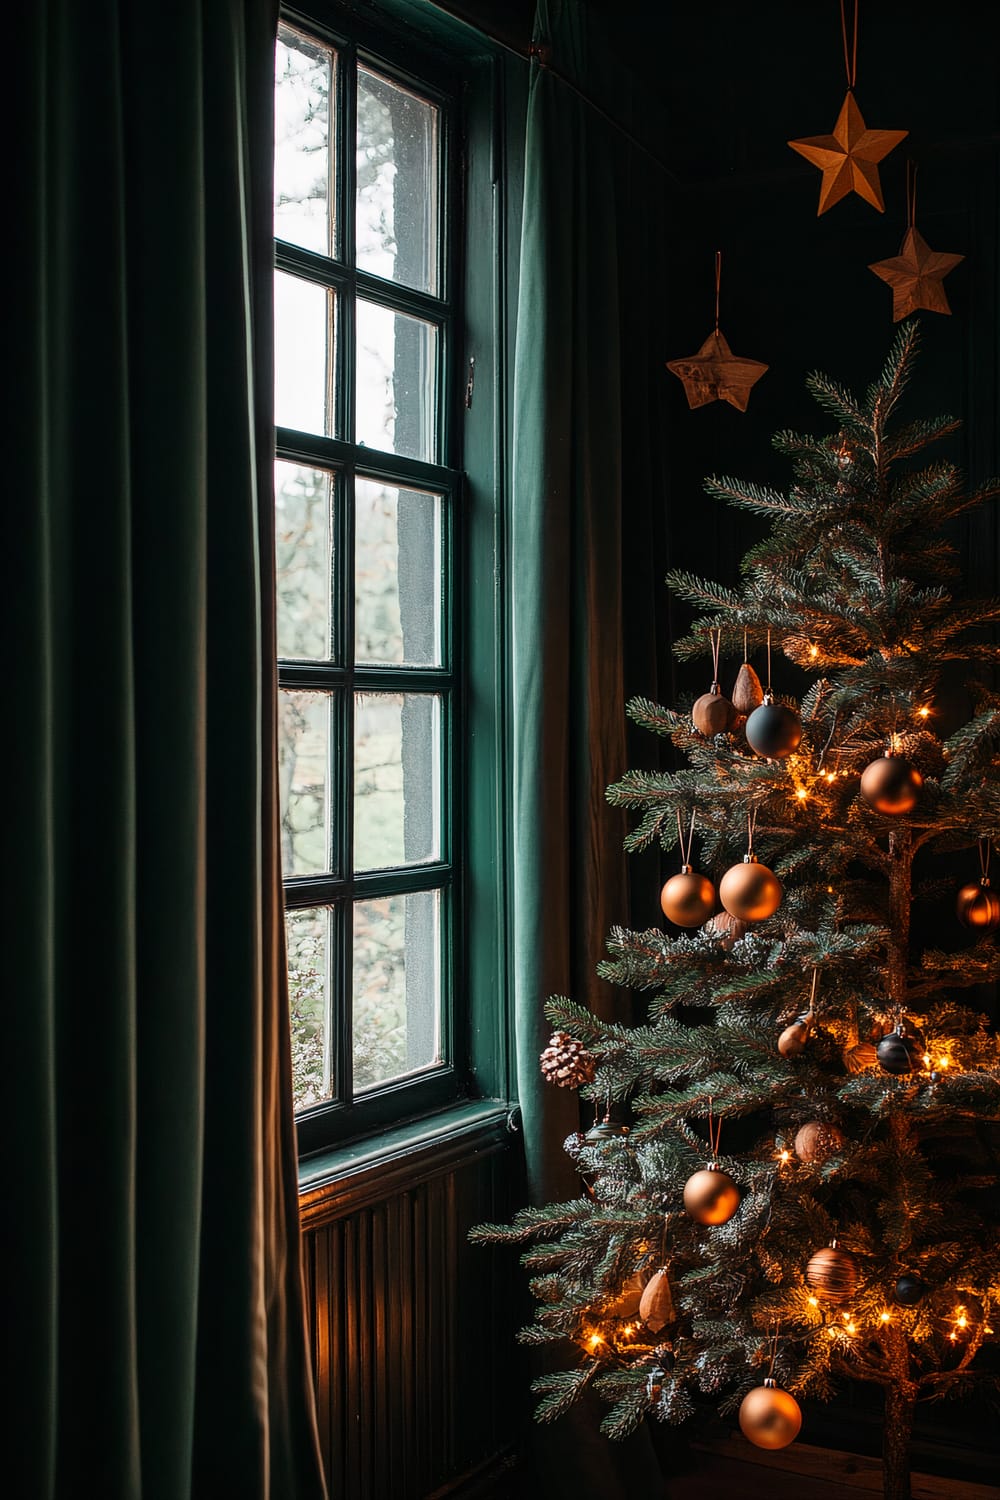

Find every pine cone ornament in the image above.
[540,1031,596,1089]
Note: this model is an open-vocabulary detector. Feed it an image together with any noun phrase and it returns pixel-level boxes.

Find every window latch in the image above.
[464,355,475,410]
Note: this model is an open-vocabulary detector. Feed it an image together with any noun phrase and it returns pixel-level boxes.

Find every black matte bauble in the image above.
[894,1275,925,1307]
[745,699,802,760]
[876,1029,921,1075]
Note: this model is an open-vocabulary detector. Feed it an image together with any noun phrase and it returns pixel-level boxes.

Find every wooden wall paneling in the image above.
[301,1124,516,1500]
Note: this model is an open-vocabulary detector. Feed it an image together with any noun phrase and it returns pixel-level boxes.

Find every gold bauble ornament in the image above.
[692,682,737,737]
[806,1243,859,1302]
[738,1380,802,1451]
[778,1009,813,1058]
[732,661,765,716]
[956,878,1000,932]
[638,1268,677,1333]
[794,1120,846,1164]
[661,866,716,928]
[719,855,782,922]
[860,754,922,815]
[843,1041,878,1074]
[683,1166,740,1226]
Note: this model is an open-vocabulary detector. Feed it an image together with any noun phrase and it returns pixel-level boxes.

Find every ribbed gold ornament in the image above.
[806,1243,859,1301]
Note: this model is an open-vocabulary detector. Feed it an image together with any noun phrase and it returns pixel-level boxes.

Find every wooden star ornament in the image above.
[869,227,964,320]
[788,91,907,214]
[666,329,768,412]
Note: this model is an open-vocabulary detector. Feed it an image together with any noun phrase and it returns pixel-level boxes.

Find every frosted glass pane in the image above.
[354,692,440,870]
[279,690,333,876]
[353,891,442,1091]
[287,906,334,1110]
[275,461,334,661]
[275,271,335,437]
[355,298,437,461]
[355,479,441,665]
[275,25,335,256]
[356,65,439,295]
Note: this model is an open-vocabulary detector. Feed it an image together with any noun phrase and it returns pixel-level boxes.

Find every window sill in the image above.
[297,1098,516,1227]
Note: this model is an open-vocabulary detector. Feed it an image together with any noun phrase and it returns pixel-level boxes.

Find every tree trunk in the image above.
[886,828,913,1014]
[882,1379,917,1500]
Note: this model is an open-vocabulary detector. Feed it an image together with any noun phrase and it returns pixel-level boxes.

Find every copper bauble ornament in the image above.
[732,661,765,716]
[956,878,1000,932]
[876,1028,921,1075]
[738,1380,802,1451]
[692,682,737,737]
[683,1165,740,1225]
[806,1243,859,1301]
[778,1010,813,1058]
[661,866,716,928]
[704,909,750,948]
[860,754,922,815]
[794,1120,846,1164]
[720,855,782,922]
[745,693,802,759]
[843,1041,878,1074]
[638,1268,677,1332]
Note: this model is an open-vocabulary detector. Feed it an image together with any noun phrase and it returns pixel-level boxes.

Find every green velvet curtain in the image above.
[511,2,673,1493]
[8,2,327,1496]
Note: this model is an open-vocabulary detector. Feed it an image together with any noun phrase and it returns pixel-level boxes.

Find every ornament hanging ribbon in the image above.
[676,808,698,865]
[978,837,993,884]
[839,0,859,93]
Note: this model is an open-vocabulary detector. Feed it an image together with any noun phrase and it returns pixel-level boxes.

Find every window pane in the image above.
[353,890,442,1091]
[356,298,437,461]
[287,906,334,1109]
[355,479,441,666]
[354,692,440,870]
[356,66,439,296]
[275,271,336,437]
[279,690,333,876]
[275,25,335,256]
[275,461,335,661]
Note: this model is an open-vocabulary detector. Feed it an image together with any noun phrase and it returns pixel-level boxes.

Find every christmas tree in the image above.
[473,322,1000,1500]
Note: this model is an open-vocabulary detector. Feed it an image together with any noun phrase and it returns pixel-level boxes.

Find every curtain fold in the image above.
[510,1,672,1494]
[7,2,327,1496]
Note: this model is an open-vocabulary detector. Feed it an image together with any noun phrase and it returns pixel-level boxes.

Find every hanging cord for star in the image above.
[840,0,859,93]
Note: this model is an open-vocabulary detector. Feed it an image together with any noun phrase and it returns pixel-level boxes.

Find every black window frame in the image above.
[275,3,476,1154]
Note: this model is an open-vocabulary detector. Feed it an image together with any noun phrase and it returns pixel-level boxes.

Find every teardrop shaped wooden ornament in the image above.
[639,1268,677,1332]
[732,661,764,715]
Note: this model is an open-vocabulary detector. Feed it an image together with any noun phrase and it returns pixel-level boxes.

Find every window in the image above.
[274,10,470,1149]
